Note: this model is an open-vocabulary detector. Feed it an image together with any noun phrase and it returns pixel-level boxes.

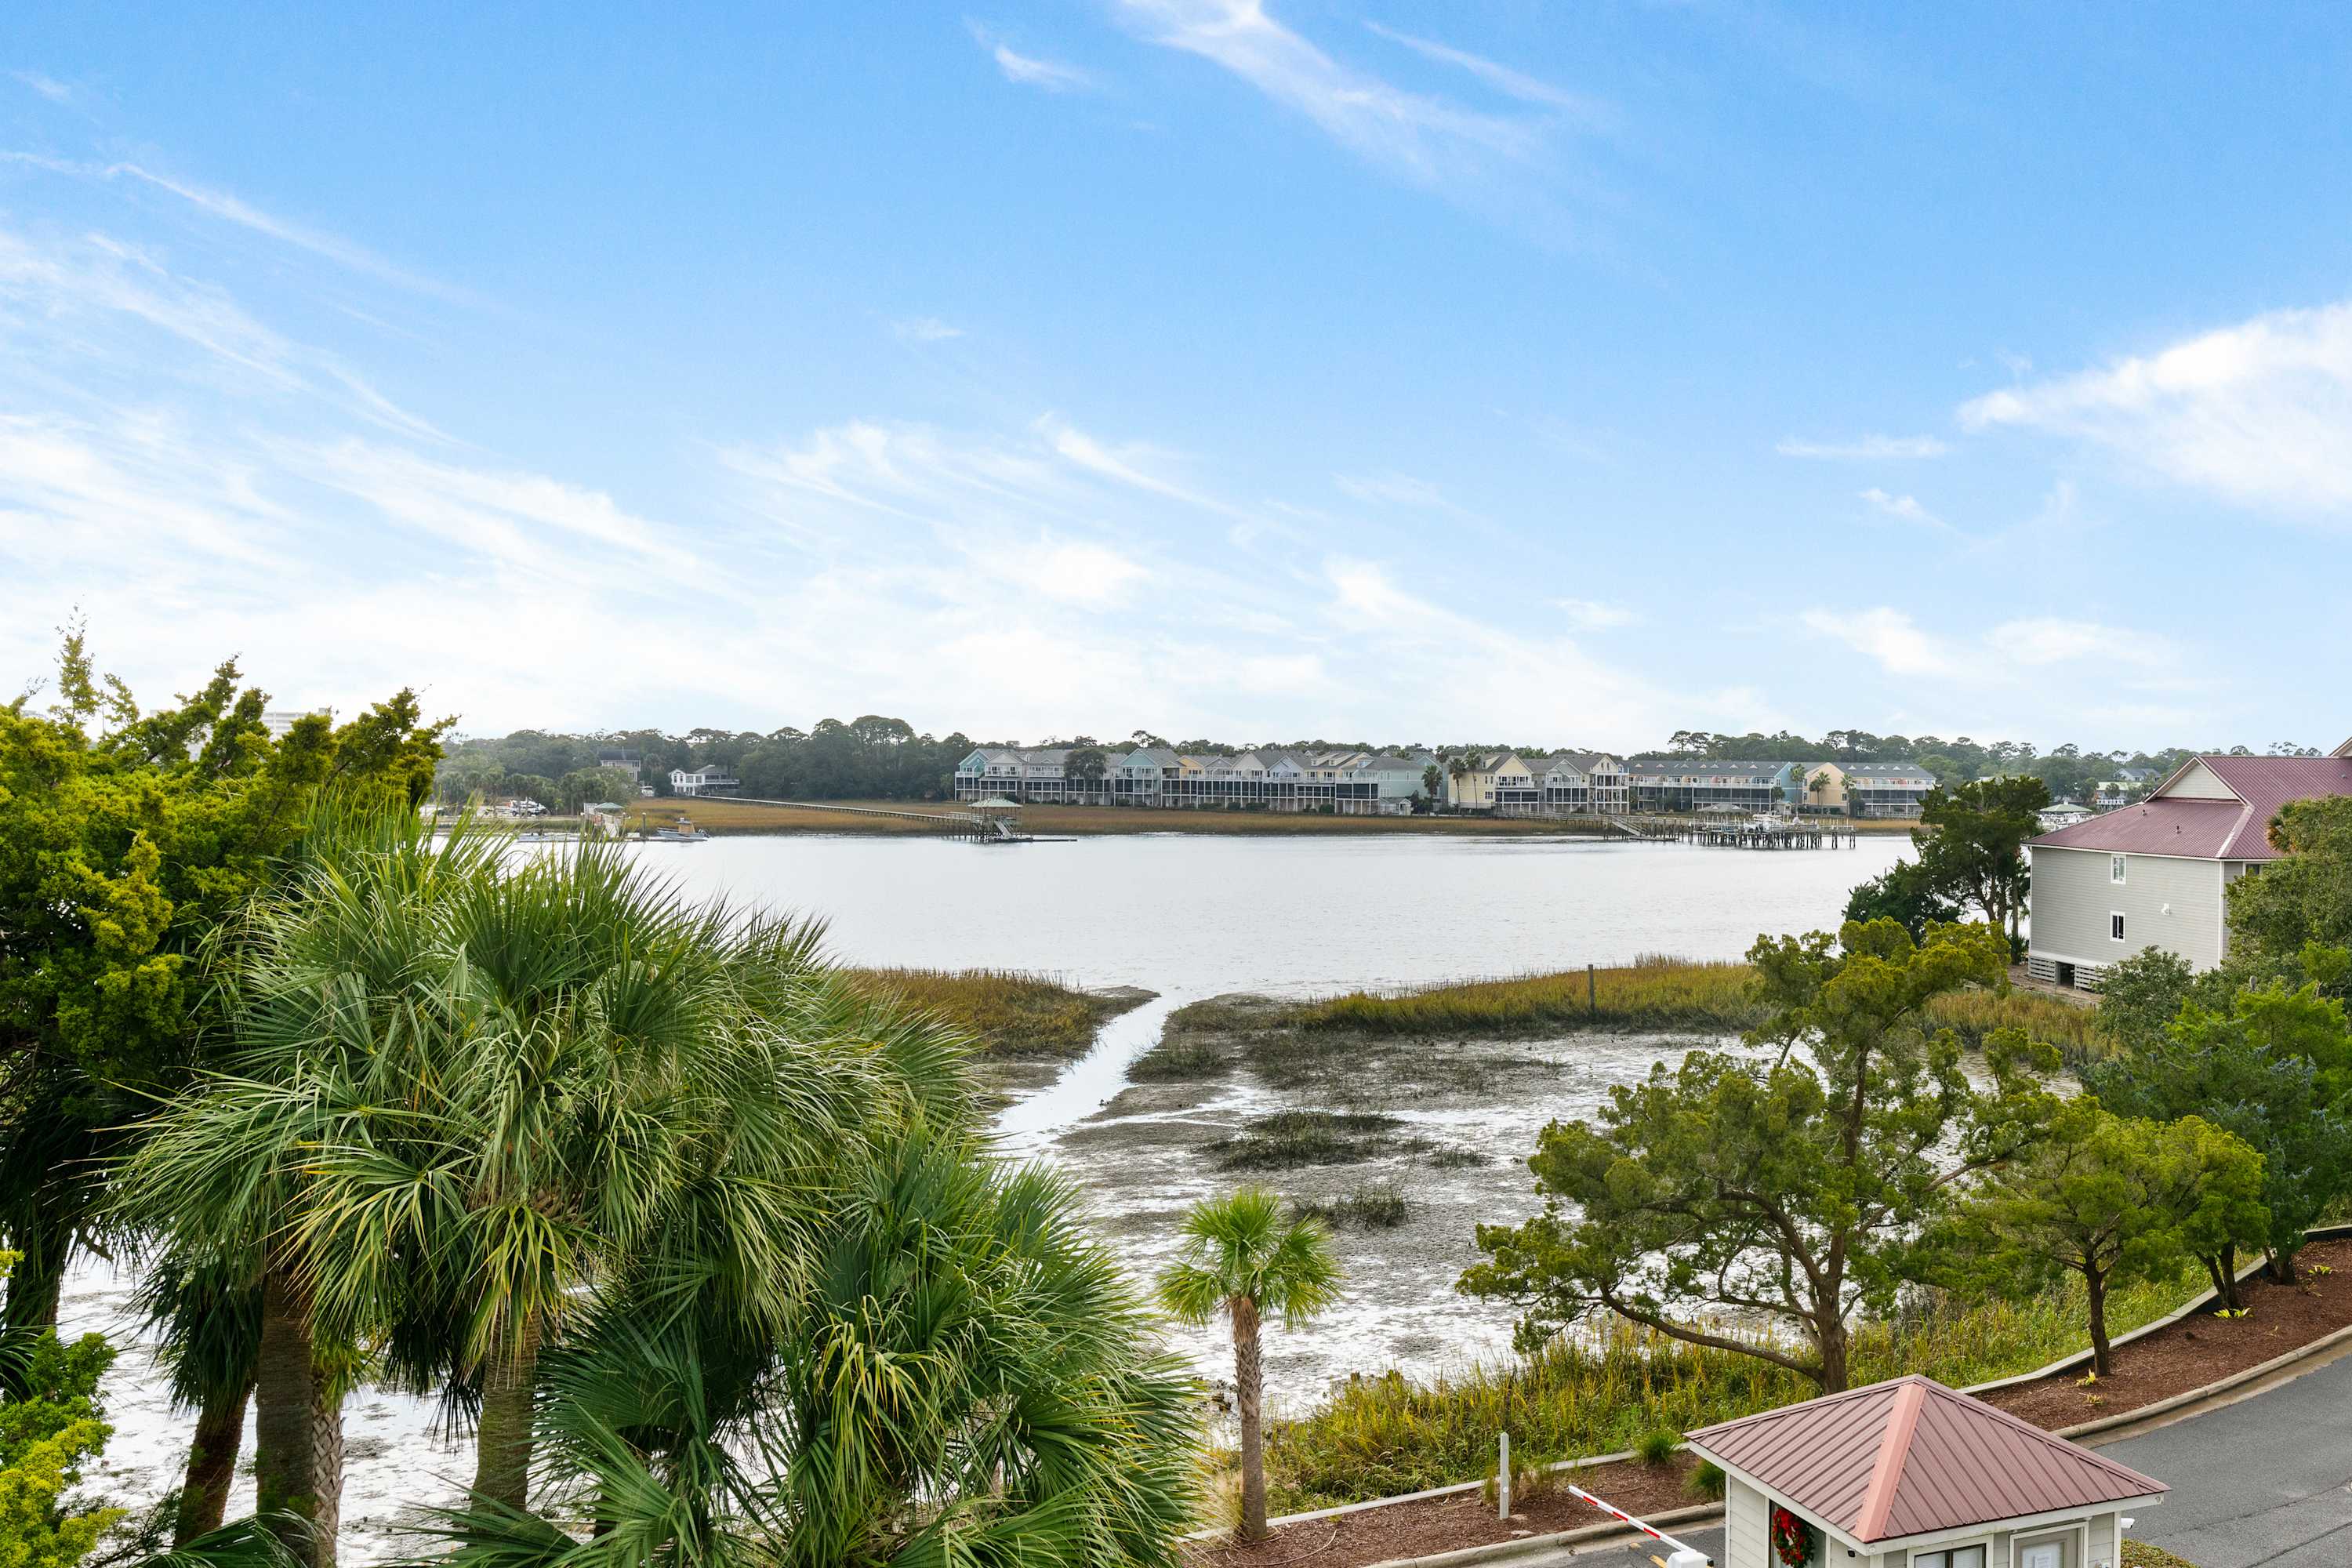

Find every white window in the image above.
[2111,854,2128,884]
[2018,1543,2065,1568]
[2111,912,2127,942]
[1915,1549,1987,1568]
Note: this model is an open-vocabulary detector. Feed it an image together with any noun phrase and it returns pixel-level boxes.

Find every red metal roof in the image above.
[1686,1376,2165,1545]
[2031,754,2352,862]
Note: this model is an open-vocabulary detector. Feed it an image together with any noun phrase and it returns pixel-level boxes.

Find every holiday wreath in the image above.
[1769,1503,1813,1568]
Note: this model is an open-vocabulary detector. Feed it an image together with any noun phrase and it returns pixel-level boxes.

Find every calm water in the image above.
[65,829,1906,1555]
[635,831,1907,1146]
[631,830,1906,993]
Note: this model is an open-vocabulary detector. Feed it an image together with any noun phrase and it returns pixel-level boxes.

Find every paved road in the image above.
[2095,1348,2352,1568]
[1531,1348,2352,1568]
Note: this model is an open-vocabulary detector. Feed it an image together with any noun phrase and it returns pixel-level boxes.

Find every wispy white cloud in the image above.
[1114,0,1537,187]
[1361,20,1610,125]
[1990,616,2171,670]
[1960,299,2352,519]
[1555,597,1639,631]
[891,315,965,343]
[1334,469,1454,509]
[1802,606,1958,678]
[1857,486,1950,531]
[967,20,1099,91]
[1802,606,2179,688]
[12,71,71,103]
[1776,433,1950,459]
[0,223,446,440]
[1,152,467,303]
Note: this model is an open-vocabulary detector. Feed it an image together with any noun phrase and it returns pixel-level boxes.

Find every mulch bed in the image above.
[1191,1237,2352,1568]
[1976,1235,2352,1429]
[1185,1454,1704,1568]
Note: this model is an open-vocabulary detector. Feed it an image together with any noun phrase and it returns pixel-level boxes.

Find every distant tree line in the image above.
[436,717,982,805]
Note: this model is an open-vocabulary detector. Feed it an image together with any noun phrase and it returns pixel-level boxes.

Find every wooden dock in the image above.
[1606,816,1859,850]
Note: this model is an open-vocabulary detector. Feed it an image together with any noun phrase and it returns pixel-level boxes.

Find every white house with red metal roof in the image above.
[1686,1375,2164,1568]
[2024,741,2352,989]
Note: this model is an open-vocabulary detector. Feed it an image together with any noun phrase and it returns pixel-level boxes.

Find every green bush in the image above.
[1262,1273,2191,1511]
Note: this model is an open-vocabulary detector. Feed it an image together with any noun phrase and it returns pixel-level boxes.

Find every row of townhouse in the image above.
[1626,759,1937,818]
[956,745,1942,818]
[954,746,1436,814]
[1450,752,1632,816]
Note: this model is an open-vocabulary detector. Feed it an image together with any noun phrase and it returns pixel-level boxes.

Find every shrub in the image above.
[1633,1428,1680,1467]
[1686,1461,1726,1501]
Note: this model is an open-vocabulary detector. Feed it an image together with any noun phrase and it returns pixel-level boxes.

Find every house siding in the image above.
[2029,845,2226,984]
[1726,1476,1769,1568]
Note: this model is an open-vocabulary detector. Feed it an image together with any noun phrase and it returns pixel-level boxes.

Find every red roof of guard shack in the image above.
[1685,1376,2165,1545]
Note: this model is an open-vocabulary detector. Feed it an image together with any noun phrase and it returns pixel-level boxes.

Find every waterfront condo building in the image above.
[953,744,1434,814]
[2025,739,2352,989]
[1627,758,1803,814]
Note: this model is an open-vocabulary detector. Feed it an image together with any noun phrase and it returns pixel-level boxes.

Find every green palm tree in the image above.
[414,1120,1198,1568]
[118,810,506,1564]
[1156,1189,1341,1542]
[119,807,976,1562]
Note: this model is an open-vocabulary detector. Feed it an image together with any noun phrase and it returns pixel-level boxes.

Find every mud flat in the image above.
[1043,993,1746,1403]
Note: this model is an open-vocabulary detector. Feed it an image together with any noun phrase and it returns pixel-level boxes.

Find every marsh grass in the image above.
[1210,1110,1425,1171]
[1288,957,2103,1062]
[839,967,1130,1058]
[1264,1273,2190,1510]
[1295,1181,1410,1230]
[1294,957,1755,1036]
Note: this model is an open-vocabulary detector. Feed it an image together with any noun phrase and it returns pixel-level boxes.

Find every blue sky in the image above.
[5,2,2349,752]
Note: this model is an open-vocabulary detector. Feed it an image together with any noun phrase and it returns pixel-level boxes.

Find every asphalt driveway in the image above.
[2095,1348,2352,1568]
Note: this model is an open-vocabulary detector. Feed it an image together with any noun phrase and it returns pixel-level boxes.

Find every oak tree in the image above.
[1463,920,2056,1393]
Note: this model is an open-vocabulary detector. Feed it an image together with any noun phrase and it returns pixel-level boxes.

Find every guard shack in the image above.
[1686,1376,2164,1568]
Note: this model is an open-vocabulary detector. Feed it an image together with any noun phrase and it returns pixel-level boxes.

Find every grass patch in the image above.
[1285,957,2103,1065]
[1131,995,1287,1082]
[838,967,1141,1059]
[1295,1181,1410,1230]
[1294,956,1755,1037]
[1208,1112,1424,1171]
[1427,1148,1487,1170]
[1262,1272,2191,1512]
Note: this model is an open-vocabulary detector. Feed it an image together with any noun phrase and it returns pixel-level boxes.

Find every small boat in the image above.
[646,827,710,843]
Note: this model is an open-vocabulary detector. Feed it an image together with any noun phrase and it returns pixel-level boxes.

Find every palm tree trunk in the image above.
[1232,1297,1268,1543]
[255,1265,340,1567]
[2,1206,71,1341]
[175,1373,254,1546]
[471,1314,543,1509]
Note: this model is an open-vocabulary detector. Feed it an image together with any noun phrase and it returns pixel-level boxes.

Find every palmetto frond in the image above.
[1157,1186,1341,1328]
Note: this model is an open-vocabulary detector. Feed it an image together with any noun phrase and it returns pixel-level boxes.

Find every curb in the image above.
[1360,1501,1726,1568]
[2060,1315,2352,1446]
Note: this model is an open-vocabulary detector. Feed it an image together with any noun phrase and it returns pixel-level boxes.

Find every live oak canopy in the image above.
[1461,919,2059,1394]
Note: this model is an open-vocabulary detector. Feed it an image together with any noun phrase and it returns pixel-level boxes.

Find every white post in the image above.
[1497,1431,1511,1519]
